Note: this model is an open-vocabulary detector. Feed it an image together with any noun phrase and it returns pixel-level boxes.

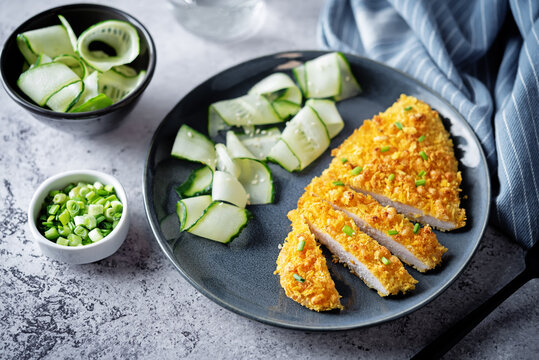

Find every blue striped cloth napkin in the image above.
[319,0,539,248]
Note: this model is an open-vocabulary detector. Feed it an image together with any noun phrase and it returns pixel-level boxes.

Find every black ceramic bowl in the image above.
[0,4,156,135]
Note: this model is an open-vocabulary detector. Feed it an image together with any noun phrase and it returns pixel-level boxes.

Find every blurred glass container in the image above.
[169,0,266,42]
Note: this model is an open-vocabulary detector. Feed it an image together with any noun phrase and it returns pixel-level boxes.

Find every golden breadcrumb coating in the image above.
[274,210,343,311]
[305,176,447,271]
[297,193,417,296]
[331,94,466,229]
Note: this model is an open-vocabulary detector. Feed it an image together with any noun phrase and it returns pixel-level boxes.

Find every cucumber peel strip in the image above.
[77,20,140,72]
[70,93,113,113]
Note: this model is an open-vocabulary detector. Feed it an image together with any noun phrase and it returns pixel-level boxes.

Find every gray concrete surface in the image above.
[0,1,537,359]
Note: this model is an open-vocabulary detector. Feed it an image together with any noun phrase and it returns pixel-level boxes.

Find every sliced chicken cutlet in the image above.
[331,94,466,231]
[297,193,417,296]
[306,176,447,272]
[275,210,343,312]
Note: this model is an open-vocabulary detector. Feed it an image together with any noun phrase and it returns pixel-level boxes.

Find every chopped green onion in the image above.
[350,166,363,175]
[394,121,403,130]
[88,228,103,242]
[63,183,75,193]
[88,204,103,216]
[413,223,420,234]
[82,214,97,230]
[418,135,426,143]
[66,200,80,216]
[342,225,355,236]
[110,201,123,213]
[388,229,399,235]
[340,157,348,164]
[388,174,395,182]
[292,273,305,283]
[404,106,413,111]
[58,210,71,226]
[415,179,426,186]
[48,204,60,215]
[58,225,71,237]
[53,193,67,204]
[381,256,391,265]
[74,225,88,238]
[380,146,390,153]
[332,181,345,186]
[56,237,69,246]
[44,227,59,240]
[418,170,426,178]
[67,234,82,246]
[297,240,305,251]
[38,181,121,246]
[419,150,428,161]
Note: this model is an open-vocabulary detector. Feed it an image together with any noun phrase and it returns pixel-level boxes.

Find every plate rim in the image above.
[142,50,491,331]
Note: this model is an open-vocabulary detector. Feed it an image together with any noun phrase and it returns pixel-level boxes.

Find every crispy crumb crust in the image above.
[331,94,466,229]
[297,193,417,296]
[274,210,343,311]
[305,176,447,271]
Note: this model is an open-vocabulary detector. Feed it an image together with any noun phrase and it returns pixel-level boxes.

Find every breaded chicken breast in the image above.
[306,176,447,272]
[275,210,343,311]
[330,94,466,231]
[297,193,417,296]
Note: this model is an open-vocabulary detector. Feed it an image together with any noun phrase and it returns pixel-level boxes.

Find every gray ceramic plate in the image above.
[143,51,490,330]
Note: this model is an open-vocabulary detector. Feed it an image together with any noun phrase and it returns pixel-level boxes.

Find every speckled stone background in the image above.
[1,1,537,359]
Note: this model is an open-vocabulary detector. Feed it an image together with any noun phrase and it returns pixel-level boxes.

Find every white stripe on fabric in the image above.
[432,72,444,90]
[501,110,534,241]
[480,126,493,144]
[517,68,539,148]
[511,92,539,200]
[413,58,430,78]
[524,42,539,94]
[496,112,518,239]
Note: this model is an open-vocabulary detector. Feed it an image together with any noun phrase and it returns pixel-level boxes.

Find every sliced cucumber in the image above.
[77,20,140,72]
[98,69,146,103]
[292,65,307,97]
[209,94,282,138]
[295,52,361,101]
[17,62,80,106]
[304,52,341,99]
[71,71,99,108]
[46,80,84,112]
[53,54,86,79]
[16,25,74,64]
[69,93,113,113]
[226,131,256,159]
[266,139,301,172]
[215,143,241,178]
[176,166,213,198]
[237,127,281,160]
[176,195,213,231]
[188,201,251,244]
[30,53,52,68]
[280,106,330,170]
[334,52,361,101]
[171,124,216,169]
[234,158,274,204]
[211,171,247,208]
[271,99,301,120]
[112,65,138,77]
[306,99,344,138]
[58,15,78,52]
[248,73,302,119]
